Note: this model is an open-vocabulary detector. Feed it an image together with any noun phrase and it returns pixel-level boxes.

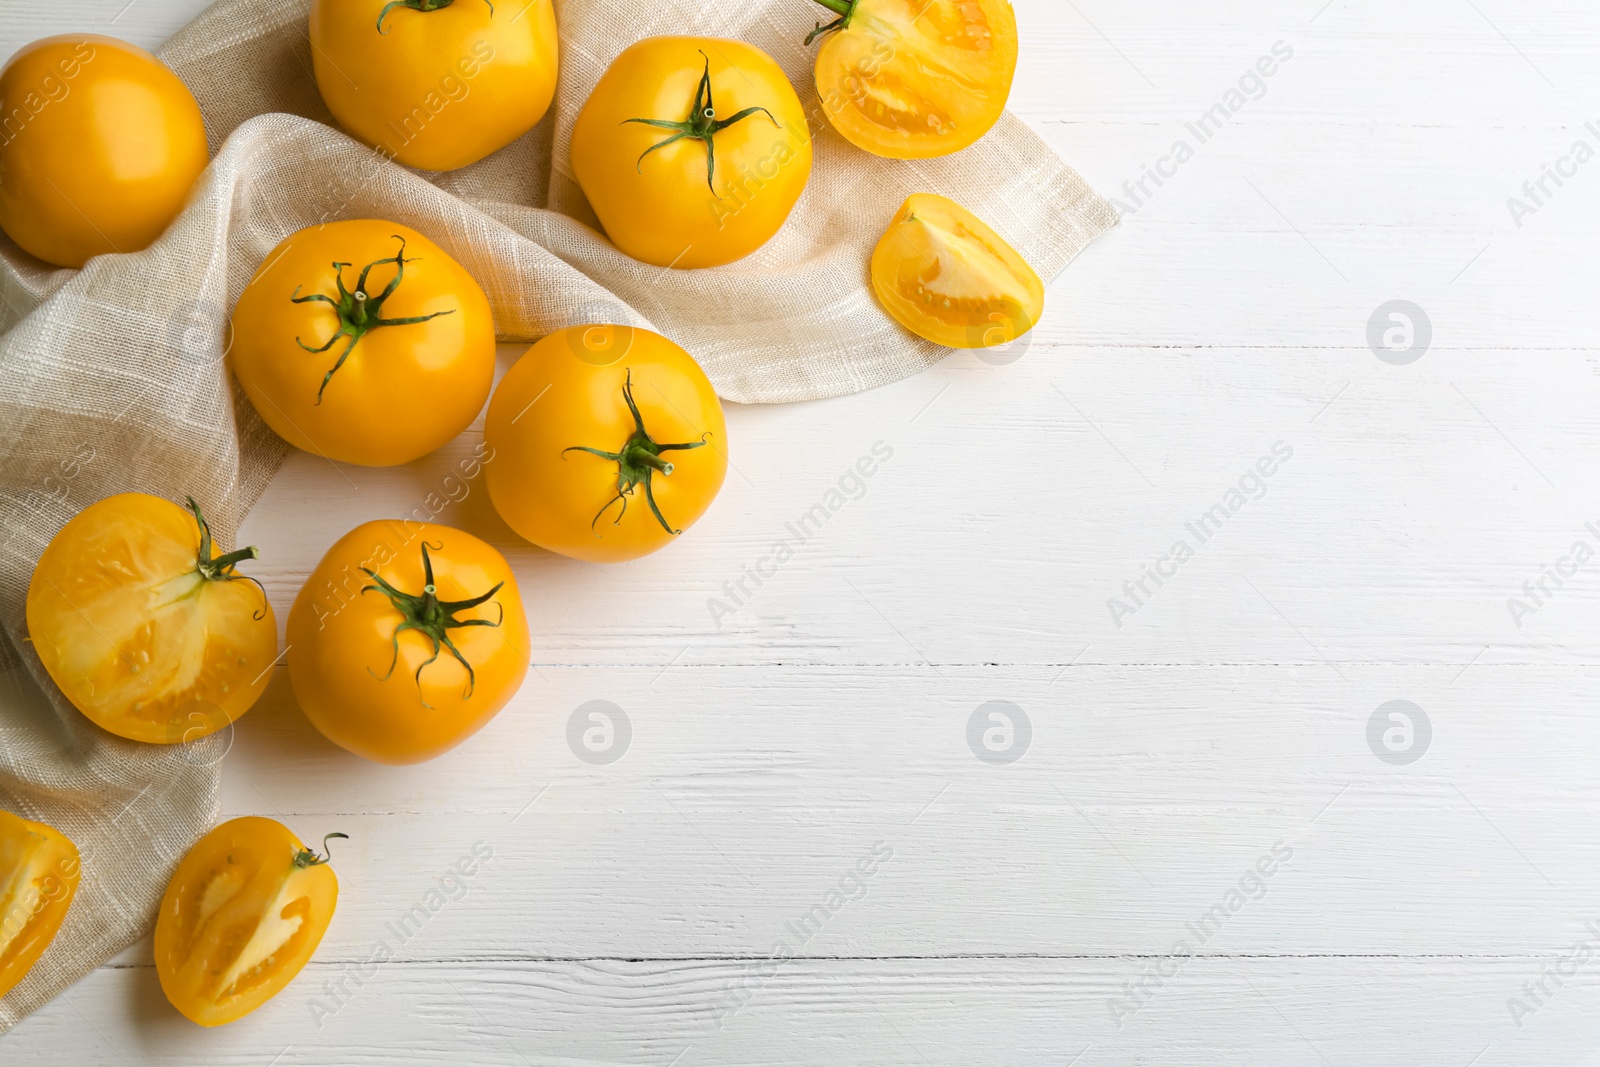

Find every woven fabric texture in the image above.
[0,0,1114,1030]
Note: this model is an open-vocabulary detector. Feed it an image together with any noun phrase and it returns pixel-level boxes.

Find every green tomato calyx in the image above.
[187,497,268,618]
[805,0,858,44]
[562,368,711,536]
[622,50,781,198]
[293,832,350,869]
[362,541,505,708]
[290,235,456,405]
[376,0,493,34]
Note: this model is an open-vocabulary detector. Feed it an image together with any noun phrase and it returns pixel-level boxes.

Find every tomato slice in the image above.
[155,817,342,1027]
[811,0,1018,159]
[25,493,278,744]
[0,812,80,998]
[870,192,1044,349]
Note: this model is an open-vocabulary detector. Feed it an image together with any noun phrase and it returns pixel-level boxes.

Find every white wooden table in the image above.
[9,1,1600,1063]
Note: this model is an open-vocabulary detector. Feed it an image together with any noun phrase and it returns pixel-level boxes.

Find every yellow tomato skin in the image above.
[25,493,277,745]
[0,35,209,268]
[485,326,728,563]
[287,520,529,764]
[870,192,1043,349]
[155,817,339,1027]
[229,220,496,467]
[813,0,1018,159]
[570,36,812,269]
[0,813,80,999]
[309,0,558,171]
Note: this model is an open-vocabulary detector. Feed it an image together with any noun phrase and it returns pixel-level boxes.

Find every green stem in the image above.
[362,542,505,707]
[376,0,493,34]
[804,0,856,43]
[561,369,709,536]
[186,498,268,617]
[622,52,780,197]
[294,833,349,869]
[290,235,457,404]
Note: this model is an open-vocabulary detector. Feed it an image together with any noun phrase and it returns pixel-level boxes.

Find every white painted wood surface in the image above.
[8,0,1600,1063]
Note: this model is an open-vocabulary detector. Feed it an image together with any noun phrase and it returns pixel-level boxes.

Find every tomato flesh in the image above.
[870,192,1044,349]
[0,813,79,998]
[814,0,1018,159]
[26,493,277,744]
[155,817,339,1027]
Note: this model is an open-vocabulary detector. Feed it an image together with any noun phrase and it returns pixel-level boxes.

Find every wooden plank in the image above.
[10,957,1600,1065]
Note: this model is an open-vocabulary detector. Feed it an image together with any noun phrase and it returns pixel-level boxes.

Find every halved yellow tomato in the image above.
[870,192,1043,349]
[0,812,80,998]
[25,493,277,744]
[155,817,343,1027]
[806,0,1018,159]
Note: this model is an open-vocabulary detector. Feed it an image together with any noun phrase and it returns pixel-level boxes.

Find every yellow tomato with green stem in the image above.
[155,817,344,1027]
[0,35,209,267]
[485,325,728,563]
[870,192,1043,350]
[287,520,529,764]
[309,0,559,171]
[0,812,80,999]
[570,37,812,269]
[25,493,277,744]
[229,220,496,467]
[803,0,1018,159]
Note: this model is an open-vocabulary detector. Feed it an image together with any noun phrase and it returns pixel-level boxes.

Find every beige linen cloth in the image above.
[0,0,1115,1030]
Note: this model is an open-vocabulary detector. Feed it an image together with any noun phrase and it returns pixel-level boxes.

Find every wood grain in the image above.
[4,0,1600,1063]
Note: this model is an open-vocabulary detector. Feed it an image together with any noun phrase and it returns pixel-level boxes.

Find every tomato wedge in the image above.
[155,817,343,1027]
[806,0,1018,159]
[25,493,277,744]
[870,192,1044,349]
[0,812,80,998]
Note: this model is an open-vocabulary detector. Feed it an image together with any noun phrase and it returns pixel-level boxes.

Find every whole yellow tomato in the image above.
[805,0,1018,159]
[26,493,277,745]
[287,520,529,764]
[309,0,558,171]
[229,220,496,467]
[571,37,812,269]
[871,192,1043,349]
[0,812,79,999]
[484,325,727,563]
[0,35,209,268]
[155,817,342,1027]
